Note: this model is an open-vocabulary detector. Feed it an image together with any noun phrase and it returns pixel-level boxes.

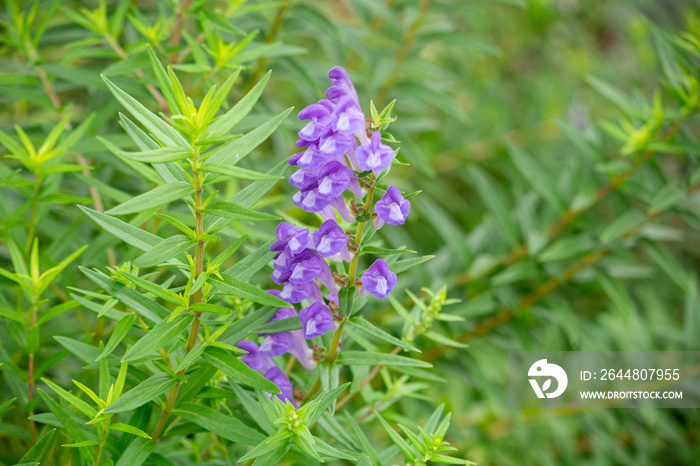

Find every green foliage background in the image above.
[1,0,700,464]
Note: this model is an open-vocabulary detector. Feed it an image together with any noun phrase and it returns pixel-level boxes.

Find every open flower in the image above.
[270,223,311,256]
[356,132,395,173]
[331,96,365,135]
[299,302,334,339]
[374,186,411,228]
[313,219,348,257]
[360,259,397,299]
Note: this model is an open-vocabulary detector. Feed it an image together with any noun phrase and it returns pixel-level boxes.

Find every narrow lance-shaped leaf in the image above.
[106,181,195,216]
[203,347,281,394]
[122,313,194,362]
[104,373,178,413]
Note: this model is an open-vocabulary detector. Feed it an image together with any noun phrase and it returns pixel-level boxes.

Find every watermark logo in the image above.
[528,359,568,398]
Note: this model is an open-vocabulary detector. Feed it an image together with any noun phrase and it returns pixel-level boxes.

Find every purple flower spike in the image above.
[299,302,334,339]
[375,186,410,227]
[356,132,395,174]
[313,219,347,257]
[264,366,296,407]
[331,96,365,135]
[360,259,397,299]
[271,223,311,255]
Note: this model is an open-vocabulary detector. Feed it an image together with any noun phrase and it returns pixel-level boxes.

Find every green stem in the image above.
[151,148,204,442]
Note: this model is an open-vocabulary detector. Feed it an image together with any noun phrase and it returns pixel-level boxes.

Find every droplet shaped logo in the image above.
[528,359,568,398]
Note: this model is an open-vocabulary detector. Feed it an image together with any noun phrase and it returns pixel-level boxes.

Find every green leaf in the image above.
[102,75,189,148]
[391,255,435,274]
[251,317,302,335]
[641,240,693,293]
[348,317,420,352]
[107,181,195,215]
[104,373,178,413]
[81,268,169,322]
[115,437,155,466]
[239,430,292,463]
[649,183,685,215]
[336,351,432,368]
[375,412,417,462]
[189,303,231,315]
[96,315,135,361]
[339,287,355,318]
[200,163,283,181]
[206,160,288,231]
[205,71,272,138]
[99,136,191,163]
[204,107,293,168]
[78,206,161,251]
[211,275,290,307]
[423,330,469,348]
[38,390,96,463]
[173,402,265,445]
[467,166,520,246]
[146,46,180,115]
[133,235,195,267]
[220,306,278,346]
[203,347,281,393]
[507,144,563,211]
[42,378,97,418]
[122,313,194,362]
[361,246,416,256]
[205,201,279,222]
[600,210,646,243]
[110,423,152,439]
[19,428,56,464]
[62,440,101,447]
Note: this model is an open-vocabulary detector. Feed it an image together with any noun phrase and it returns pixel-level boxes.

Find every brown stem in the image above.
[452,115,687,287]
[244,0,290,92]
[335,346,400,410]
[169,0,193,62]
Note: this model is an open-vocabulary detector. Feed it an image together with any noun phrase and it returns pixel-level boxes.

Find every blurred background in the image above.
[2,0,700,464]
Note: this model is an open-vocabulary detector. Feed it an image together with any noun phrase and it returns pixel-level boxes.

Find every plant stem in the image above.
[169,0,193,62]
[27,294,39,442]
[150,147,204,442]
[304,318,348,401]
[94,423,108,466]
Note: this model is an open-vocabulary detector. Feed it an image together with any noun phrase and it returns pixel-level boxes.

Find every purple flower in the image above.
[318,130,356,159]
[258,296,316,369]
[238,341,275,373]
[374,186,410,227]
[325,66,360,104]
[264,366,296,407]
[280,281,323,304]
[299,302,334,339]
[331,96,365,135]
[313,219,347,257]
[293,188,331,213]
[305,162,353,200]
[356,132,395,174]
[294,144,329,170]
[360,259,397,299]
[298,100,333,143]
[286,250,325,284]
[270,223,311,256]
